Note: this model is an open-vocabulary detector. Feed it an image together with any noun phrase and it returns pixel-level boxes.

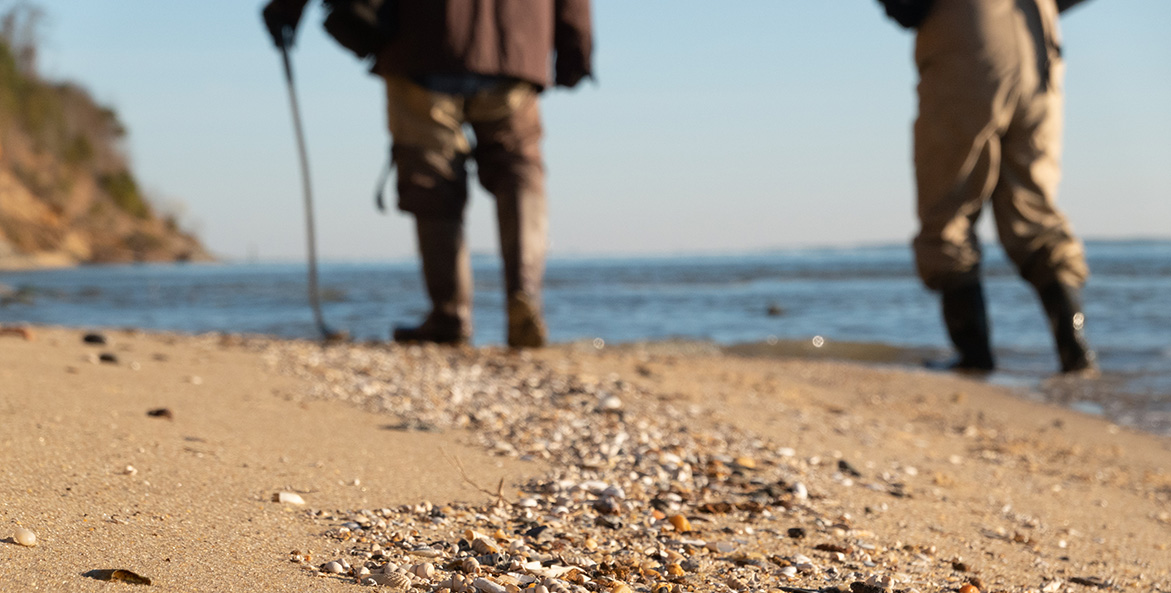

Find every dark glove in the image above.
[554,51,591,88]
[262,0,307,48]
[1056,0,1090,13]
[878,0,934,29]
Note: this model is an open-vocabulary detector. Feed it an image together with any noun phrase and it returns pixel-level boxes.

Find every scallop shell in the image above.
[372,571,412,590]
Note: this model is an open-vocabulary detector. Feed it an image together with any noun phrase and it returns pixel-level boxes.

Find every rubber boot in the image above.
[928,281,995,373]
[496,190,548,348]
[392,218,472,345]
[1035,282,1096,374]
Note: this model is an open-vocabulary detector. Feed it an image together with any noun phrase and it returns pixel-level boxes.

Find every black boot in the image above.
[928,282,995,372]
[1035,282,1096,374]
[392,218,472,345]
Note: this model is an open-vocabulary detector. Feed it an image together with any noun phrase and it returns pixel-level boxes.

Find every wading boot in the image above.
[392,218,472,345]
[927,281,995,373]
[496,189,548,349]
[1035,282,1096,374]
[507,292,547,349]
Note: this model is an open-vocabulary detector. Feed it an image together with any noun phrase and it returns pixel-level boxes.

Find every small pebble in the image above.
[83,333,108,345]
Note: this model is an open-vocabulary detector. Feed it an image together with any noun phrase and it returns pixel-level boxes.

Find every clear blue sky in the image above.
[24,0,1171,261]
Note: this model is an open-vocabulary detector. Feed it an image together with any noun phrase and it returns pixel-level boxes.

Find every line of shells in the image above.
[265,340,963,592]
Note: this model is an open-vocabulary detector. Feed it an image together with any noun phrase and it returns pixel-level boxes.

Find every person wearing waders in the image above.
[262,0,593,347]
[878,0,1096,374]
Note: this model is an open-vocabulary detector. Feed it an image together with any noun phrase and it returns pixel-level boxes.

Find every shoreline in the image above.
[2,326,1169,592]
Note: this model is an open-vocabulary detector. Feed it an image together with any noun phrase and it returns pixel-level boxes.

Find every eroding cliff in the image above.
[0,11,211,269]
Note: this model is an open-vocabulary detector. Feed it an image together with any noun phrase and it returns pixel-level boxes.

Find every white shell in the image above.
[14,527,36,547]
[410,562,435,579]
[474,577,507,593]
[324,561,345,574]
[274,491,305,505]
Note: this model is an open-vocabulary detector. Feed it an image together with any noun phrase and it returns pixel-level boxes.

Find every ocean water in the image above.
[2,240,1169,433]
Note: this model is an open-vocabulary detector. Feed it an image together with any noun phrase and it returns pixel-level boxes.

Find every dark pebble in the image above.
[838,459,863,478]
[83,333,108,345]
[98,353,118,364]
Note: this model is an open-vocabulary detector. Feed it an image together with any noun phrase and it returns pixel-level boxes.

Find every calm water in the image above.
[3,240,1169,433]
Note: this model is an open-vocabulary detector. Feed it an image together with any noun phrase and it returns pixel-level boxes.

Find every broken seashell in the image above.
[462,557,481,574]
[543,579,571,593]
[273,491,305,505]
[472,537,499,554]
[668,514,691,532]
[411,562,435,579]
[474,577,507,593]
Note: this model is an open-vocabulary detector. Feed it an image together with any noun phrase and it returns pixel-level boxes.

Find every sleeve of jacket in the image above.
[553,0,593,88]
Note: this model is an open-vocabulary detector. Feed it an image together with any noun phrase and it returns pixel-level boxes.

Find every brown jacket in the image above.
[374,0,593,89]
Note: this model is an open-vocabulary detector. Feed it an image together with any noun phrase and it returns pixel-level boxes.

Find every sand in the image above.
[1,326,1168,592]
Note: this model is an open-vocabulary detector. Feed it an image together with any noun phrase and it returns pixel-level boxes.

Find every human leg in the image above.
[384,77,475,343]
[467,83,548,348]
[991,53,1093,373]
[912,63,1009,371]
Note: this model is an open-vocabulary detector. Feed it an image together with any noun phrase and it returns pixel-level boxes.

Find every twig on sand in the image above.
[441,448,511,506]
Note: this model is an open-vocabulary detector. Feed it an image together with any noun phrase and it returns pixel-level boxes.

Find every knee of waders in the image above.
[473,142,544,199]
[913,241,982,292]
[393,145,469,219]
[1013,243,1090,292]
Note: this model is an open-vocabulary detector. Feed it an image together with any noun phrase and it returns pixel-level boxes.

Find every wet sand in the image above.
[1,326,1168,592]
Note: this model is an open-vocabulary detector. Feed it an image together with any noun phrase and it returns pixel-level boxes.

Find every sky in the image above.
[19,0,1171,261]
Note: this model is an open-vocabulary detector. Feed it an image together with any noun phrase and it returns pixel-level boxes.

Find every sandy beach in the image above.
[2,326,1169,592]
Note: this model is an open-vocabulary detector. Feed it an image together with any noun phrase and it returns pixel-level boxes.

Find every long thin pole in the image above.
[280,45,334,340]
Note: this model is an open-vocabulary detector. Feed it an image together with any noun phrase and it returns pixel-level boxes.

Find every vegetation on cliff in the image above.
[0,4,210,268]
